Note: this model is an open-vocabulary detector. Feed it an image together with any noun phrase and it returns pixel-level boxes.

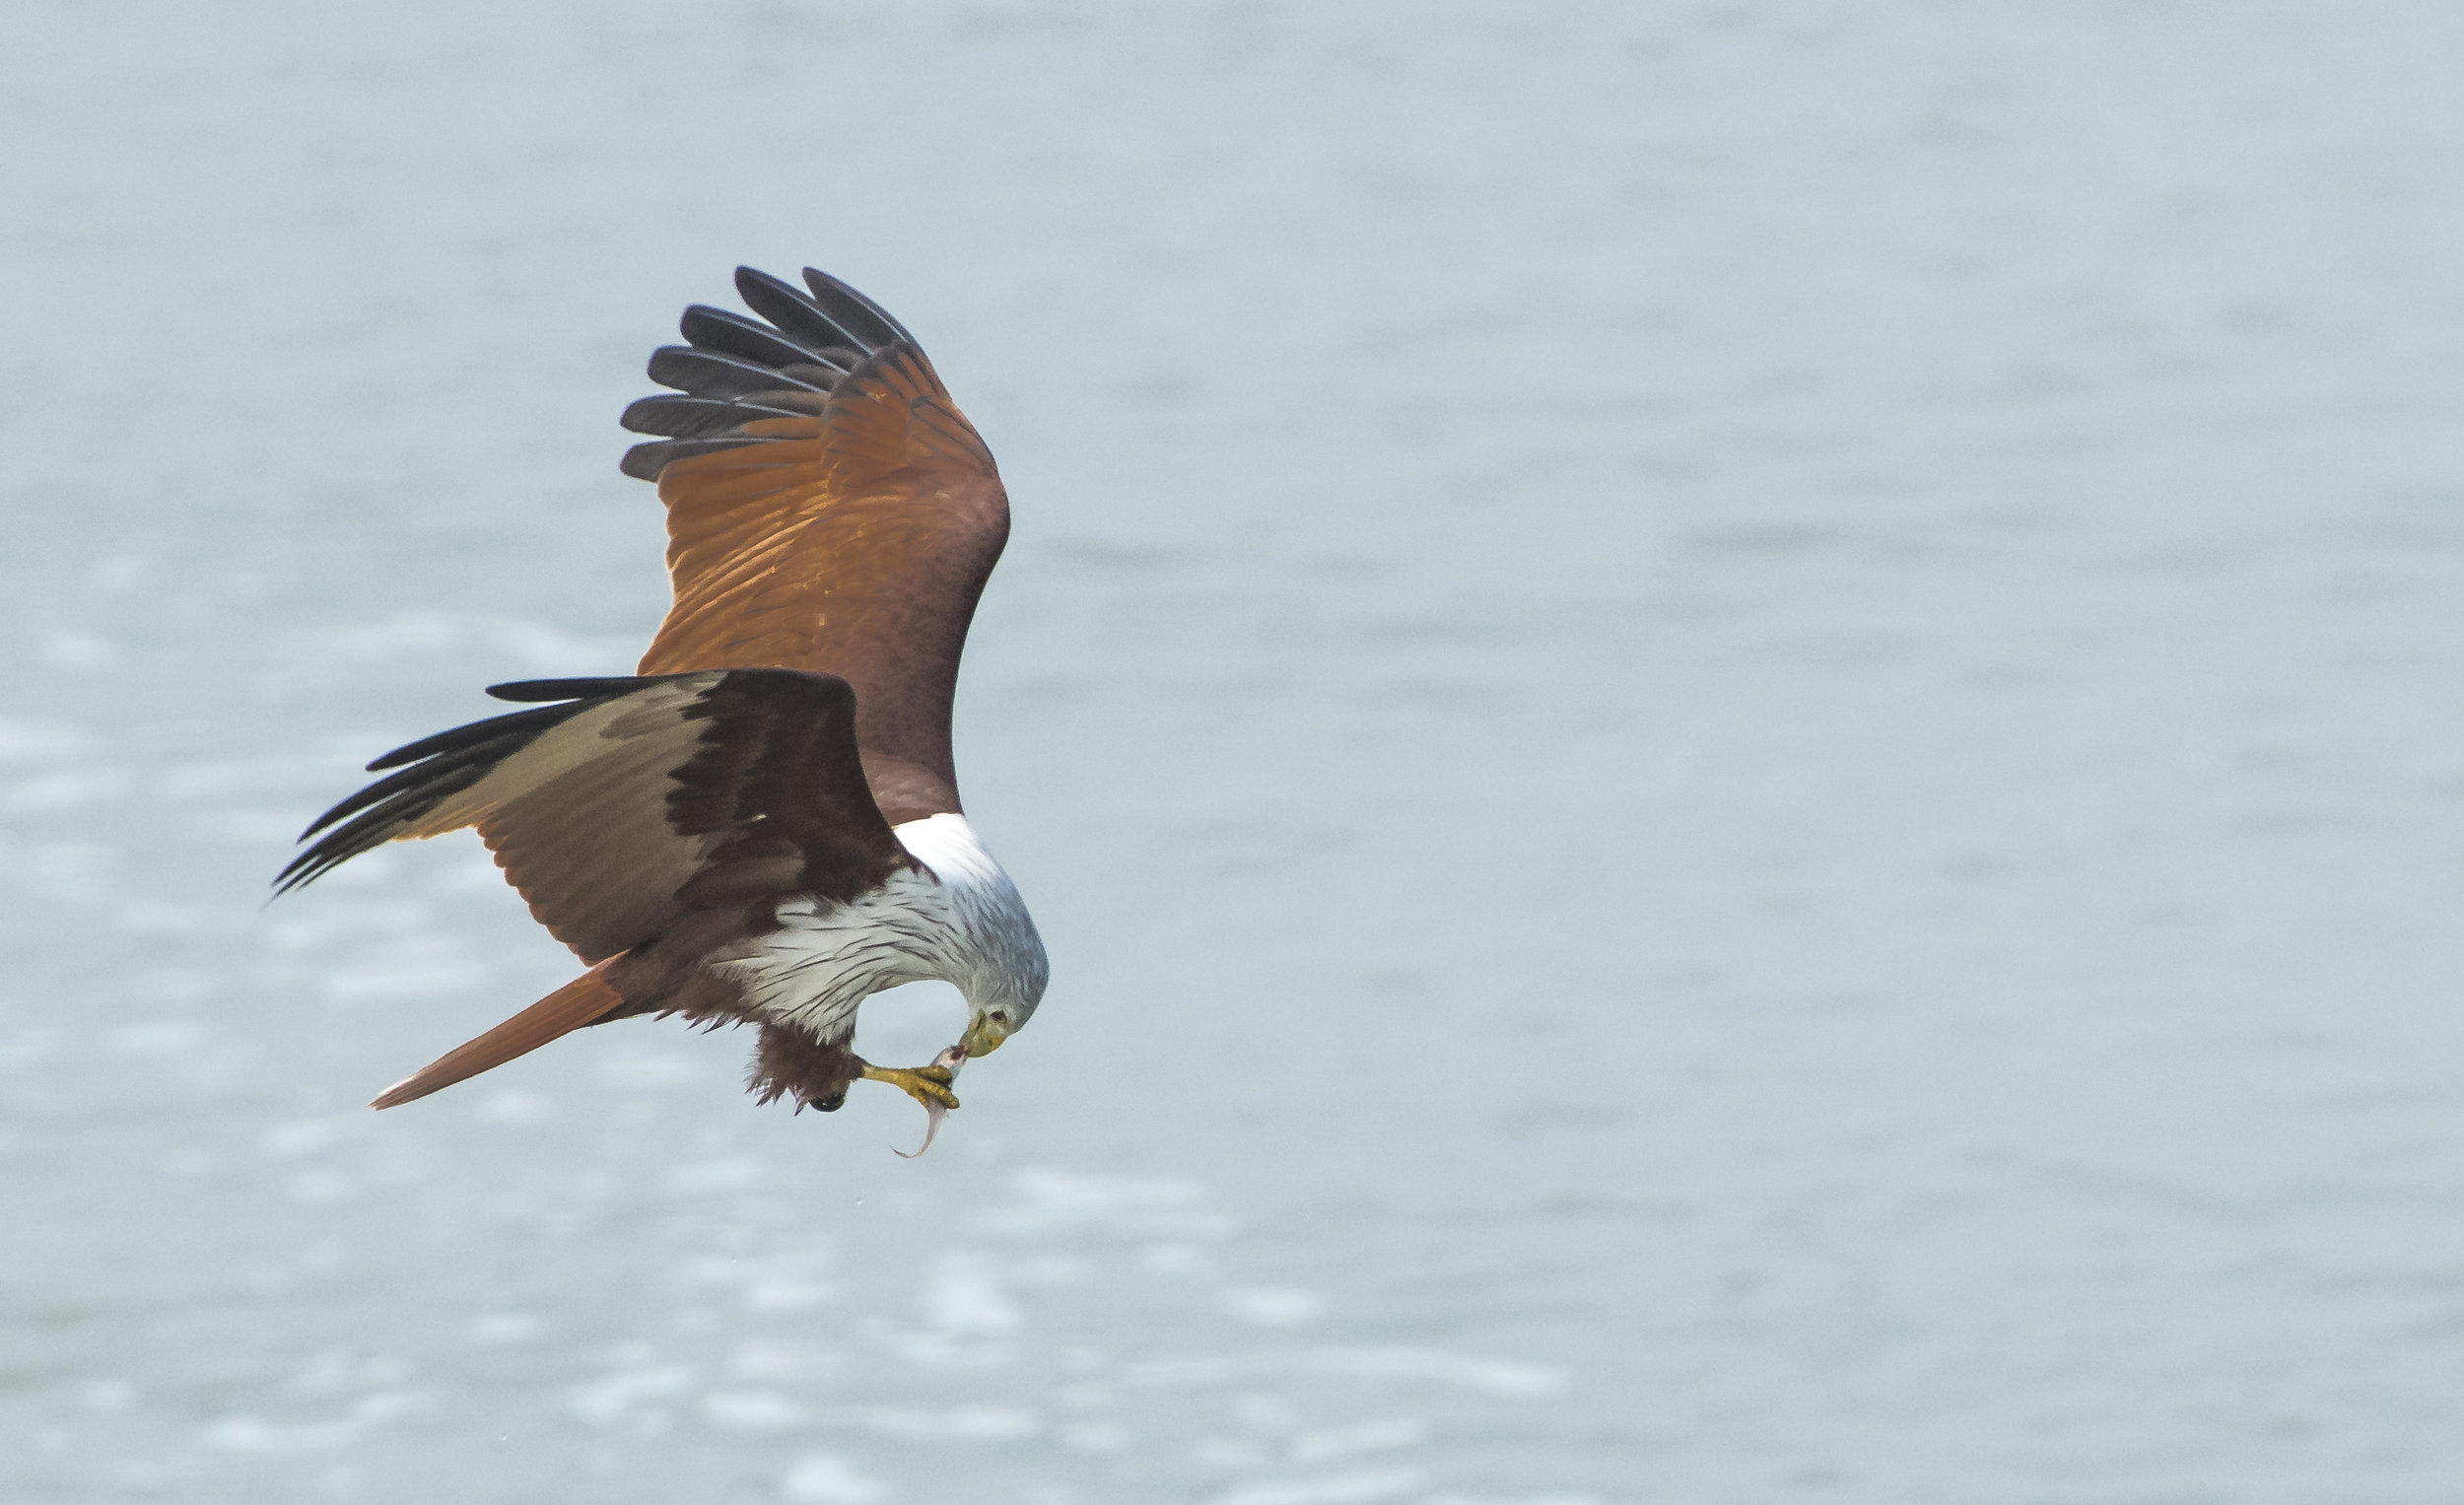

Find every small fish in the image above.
[894,1045,971,1158]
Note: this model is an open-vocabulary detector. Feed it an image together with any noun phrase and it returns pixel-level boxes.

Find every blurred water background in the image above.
[5,2,2464,1500]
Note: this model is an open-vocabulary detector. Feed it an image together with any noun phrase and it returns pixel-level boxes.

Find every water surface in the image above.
[6,3,2464,1500]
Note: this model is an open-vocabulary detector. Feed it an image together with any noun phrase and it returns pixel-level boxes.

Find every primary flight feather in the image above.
[278,266,1048,1138]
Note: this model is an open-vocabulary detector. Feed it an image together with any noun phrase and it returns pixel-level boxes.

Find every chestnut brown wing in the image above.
[623,267,1009,825]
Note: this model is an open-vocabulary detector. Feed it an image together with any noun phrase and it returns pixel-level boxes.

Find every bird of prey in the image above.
[277,266,1048,1148]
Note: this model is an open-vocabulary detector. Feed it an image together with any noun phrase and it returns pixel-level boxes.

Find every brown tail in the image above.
[371,957,627,1109]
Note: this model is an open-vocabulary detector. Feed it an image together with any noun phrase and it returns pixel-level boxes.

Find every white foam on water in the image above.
[474,1090,556,1125]
[569,1365,696,1429]
[1210,1468,1427,1505]
[1301,1350,1567,1401]
[781,1453,891,1504]
[837,1404,1041,1441]
[1223,1287,1326,1327]
[663,1157,766,1195]
[1119,1348,1567,1401]
[980,1168,1231,1238]
[702,1391,808,1432]
[464,1313,545,1345]
[1288,1418,1429,1464]
[198,1387,425,1457]
[924,1252,1025,1337]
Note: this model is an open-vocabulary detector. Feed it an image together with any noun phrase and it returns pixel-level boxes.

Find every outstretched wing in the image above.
[278,670,912,964]
[621,267,1009,824]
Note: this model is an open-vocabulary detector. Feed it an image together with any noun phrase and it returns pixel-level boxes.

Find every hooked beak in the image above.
[958,1012,1011,1060]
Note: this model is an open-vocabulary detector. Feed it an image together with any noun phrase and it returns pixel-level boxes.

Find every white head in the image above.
[892,813,1048,1059]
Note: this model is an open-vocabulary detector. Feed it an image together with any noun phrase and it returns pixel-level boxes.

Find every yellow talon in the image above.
[861,1062,960,1112]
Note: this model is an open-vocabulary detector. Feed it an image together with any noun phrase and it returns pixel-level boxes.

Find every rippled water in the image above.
[7,3,2464,1501]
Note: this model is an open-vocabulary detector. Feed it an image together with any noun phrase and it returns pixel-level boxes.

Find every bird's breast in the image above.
[702,868,955,1041]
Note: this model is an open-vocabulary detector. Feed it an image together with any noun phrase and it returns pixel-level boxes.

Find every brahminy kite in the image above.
[278,266,1047,1150]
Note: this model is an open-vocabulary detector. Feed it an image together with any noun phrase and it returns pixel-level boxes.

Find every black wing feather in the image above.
[487,676,662,703]
[300,731,530,840]
[802,268,916,346]
[647,346,830,401]
[669,668,908,904]
[624,269,916,482]
[275,761,498,894]
[277,669,911,954]
[734,267,876,356]
[677,306,841,376]
[621,394,814,440]
[277,685,648,894]
[366,704,586,772]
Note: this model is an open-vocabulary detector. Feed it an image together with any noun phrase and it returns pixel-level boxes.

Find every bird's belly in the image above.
[702,874,951,1041]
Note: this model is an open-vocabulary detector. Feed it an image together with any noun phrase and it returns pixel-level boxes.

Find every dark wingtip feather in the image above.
[620,443,665,482]
[801,267,917,347]
[735,266,874,357]
[676,305,822,374]
[277,680,672,896]
[301,741,498,840]
[485,677,651,703]
[625,266,925,483]
[365,703,581,772]
[647,345,830,401]
[276,759,493,893]
[621,394,807,440]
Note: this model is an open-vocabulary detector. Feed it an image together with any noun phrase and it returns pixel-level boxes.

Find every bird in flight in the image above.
[277,266,1048,1150]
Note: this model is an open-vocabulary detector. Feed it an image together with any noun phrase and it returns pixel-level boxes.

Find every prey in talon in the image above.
[878,1045,971,1158]
[864,1052,962,1115]
[274,263,1049,1153]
